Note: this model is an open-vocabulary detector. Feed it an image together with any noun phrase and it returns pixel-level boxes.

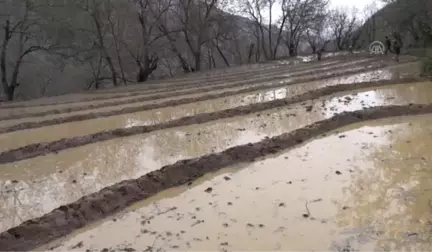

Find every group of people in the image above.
[384,35,402,62]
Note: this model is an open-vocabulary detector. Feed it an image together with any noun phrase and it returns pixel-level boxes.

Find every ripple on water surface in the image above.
[37,114,432,251]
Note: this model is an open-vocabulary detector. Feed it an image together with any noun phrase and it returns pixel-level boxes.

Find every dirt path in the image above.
[0,59,371,120]
[0,77,426,163]
[0,61,411,134]
[1,104,432,251]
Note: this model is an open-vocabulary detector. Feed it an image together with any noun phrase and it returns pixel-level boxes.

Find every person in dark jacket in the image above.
[384,36,391,55]
[393,38,401,62]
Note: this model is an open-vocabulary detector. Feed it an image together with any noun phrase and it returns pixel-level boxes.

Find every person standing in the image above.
[393,38,401,62]
[384,36,392,55]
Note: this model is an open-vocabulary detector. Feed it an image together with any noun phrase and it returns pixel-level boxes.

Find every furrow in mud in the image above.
[0,77,424,165]
[83,59,343,95]
[0,59,370,119]
[0,62,407,133]
[0,59,342,110]
[1,103,432,251]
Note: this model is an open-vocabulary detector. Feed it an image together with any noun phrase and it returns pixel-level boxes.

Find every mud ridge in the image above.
[1,103,432,251]
[0,61,408,133]
[0,77,425,164]
[0,59,374,120]
[0,59,343,110]
[86,59,344,95]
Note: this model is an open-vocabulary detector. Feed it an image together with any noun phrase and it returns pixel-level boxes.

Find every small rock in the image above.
[222,223,229,227]
[305,105,313,112]
[220,242,229,246]
[335,171,342,175]
[227,202,233,206]
[123,248,135,252]
[72,179,77,183]
[279,203,285,207]
[339,134,346,138]
[342,206,350,210]
[204,187,213,193]
[287,181,292,184]
[302,214,310,218]
[259,224,265,228]
[223,176,231,181]
[247,223,254,227]
[11,180,19,184]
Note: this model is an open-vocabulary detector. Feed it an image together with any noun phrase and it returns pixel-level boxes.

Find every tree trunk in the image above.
[5,85,15,101]
[1,20,11,100]
[248,43,255,64]
[194,51,201,71]
[93,13,118,87]
[215,44,230,67]
[289,42,296,57]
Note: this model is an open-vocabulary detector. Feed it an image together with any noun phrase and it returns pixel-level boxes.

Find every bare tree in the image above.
[305,12,331,59]
[241,0,269,60]
[173,0,227,71]
[0,0,65,100]
[329,7,361,51]
[122,0,174,82]
[281,0,328,57]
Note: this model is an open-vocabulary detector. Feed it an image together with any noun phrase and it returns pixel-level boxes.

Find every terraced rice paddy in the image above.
[0,54,431,251]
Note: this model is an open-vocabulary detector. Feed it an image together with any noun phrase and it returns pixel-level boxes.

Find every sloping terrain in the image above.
[0,54,431,251]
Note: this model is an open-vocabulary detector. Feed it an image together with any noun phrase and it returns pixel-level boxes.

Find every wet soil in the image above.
[36,115,432,251]
[0,59,374,120]
[0,61,412,134]
[0,60,419,150]
[0,60,362,128]
[1,104,432,251]
[1,80,431,229]
[0,78,426,164]
[0,59,343,111]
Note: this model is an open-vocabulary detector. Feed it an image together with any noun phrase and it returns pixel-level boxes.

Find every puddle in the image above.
[0,59,365,121]
[37,114,432,251]
[0,84,249,124]
[0,65,387,151]
[1,82,432,232]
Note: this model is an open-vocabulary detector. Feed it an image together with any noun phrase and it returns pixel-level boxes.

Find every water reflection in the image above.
[37,115,432,251]
[334,119,432,251]
[2,83,432,233]
[0,58,348,120]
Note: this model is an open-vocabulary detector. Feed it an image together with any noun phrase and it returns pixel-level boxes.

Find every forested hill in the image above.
[1,0,393,102]
[360,0,432,49]
[0,0,265,101]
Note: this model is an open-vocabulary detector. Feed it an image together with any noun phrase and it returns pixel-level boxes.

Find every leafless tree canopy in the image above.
[2,0,413,101]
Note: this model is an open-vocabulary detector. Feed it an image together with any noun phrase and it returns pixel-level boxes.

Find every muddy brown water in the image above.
[0,61,420,152]
[0,59,342,111]
[1,82,432,233]
[36,114,432,251]
[0,76,429,154]
[0,59,370,120]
